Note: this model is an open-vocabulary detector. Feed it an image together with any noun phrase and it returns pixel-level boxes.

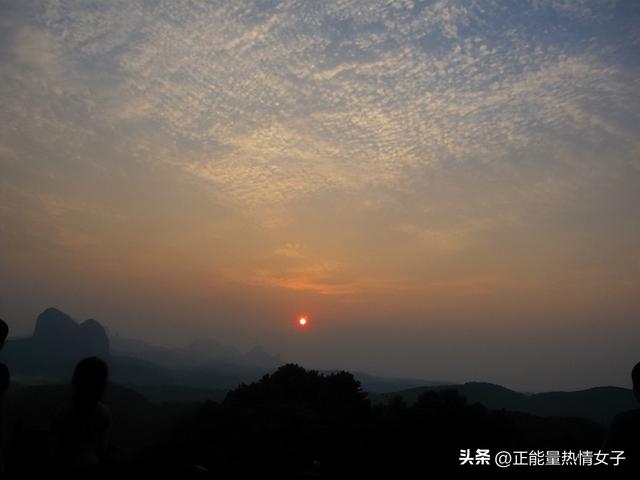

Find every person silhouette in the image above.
[0,318,8,480]
[0,319,9,398]
[0,318,8,404]
[50,357,111,478]
[605,361,640,471]
[0,319,7,349]
[0,320,8,396]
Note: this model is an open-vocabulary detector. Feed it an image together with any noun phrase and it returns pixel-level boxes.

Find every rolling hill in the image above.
[369,382,637,425]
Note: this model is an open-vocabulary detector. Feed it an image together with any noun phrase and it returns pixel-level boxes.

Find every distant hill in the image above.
[109,354,270,390]
[111,335,281,370]
[369,382,637,425]
[1,308,278,390]
[345,371,447,393]
[33,308,109,356]
[1,308,109,379]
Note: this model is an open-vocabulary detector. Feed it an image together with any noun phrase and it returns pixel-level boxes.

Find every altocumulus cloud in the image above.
[1,0,639,208]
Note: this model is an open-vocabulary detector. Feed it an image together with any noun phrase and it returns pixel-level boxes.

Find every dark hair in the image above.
[632,362,640,390]
[72,356,109,389]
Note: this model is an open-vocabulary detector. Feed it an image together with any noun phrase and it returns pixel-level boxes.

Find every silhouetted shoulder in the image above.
[52,402,111,435]
[0,363,9,393]
[89,402,111,430]
[606,408,640,449]
[51,401,111,471]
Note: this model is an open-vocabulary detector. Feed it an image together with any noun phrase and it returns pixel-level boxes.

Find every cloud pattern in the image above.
[1,0,639,302]
[1,0,639,207]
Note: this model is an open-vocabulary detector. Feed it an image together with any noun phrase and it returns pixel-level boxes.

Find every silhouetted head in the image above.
[72,357,108,409]
[632,362,640,403]
[0,318,8,349]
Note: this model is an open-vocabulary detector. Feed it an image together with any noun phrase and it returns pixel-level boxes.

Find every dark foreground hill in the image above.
[4,365,638,478]
[369,382,637,425]
[128,365,623,478]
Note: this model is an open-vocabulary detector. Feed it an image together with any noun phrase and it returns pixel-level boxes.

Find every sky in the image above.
[1,0,639,391]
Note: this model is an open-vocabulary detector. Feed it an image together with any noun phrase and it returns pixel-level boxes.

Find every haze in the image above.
[1,0,639,392]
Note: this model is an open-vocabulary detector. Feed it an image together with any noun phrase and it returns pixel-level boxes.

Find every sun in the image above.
[297,316,308,327]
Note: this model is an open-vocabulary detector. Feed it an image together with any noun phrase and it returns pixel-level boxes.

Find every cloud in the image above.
[274,243,306,259]
[1,0,635,211]
[1,0,639,297]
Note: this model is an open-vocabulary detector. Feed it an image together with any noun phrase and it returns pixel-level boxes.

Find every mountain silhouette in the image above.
[369,381,637,425]
[32,308,109,357]
[1,308,278,391]
[1,308,109,379]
